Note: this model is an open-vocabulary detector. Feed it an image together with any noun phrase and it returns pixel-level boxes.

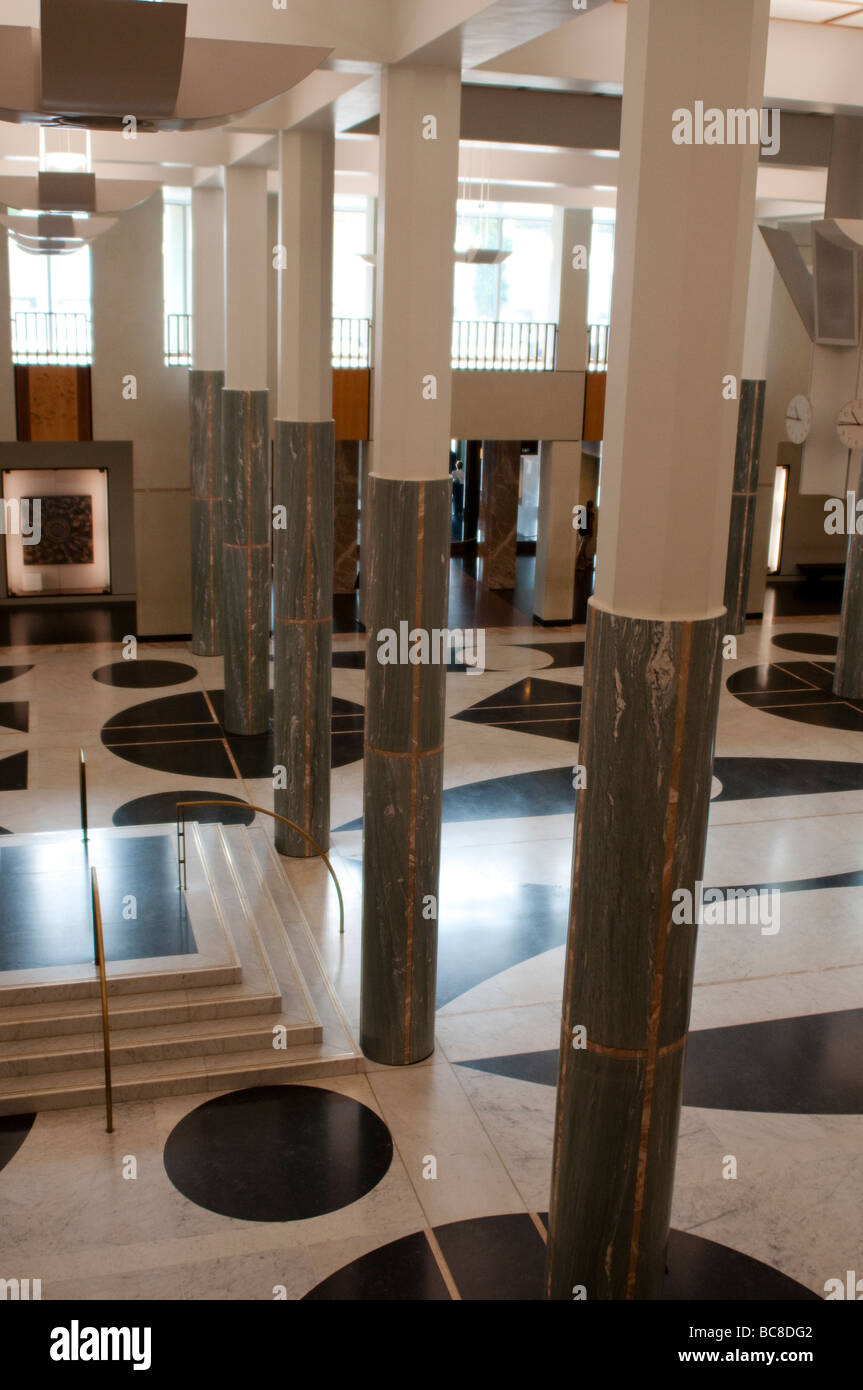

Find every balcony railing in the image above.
[11,311,608,375]
[333,317,372,368]
[452,320,557,371]
[11,311,92,365]
[165,312,192,366]
[587,322,609,372]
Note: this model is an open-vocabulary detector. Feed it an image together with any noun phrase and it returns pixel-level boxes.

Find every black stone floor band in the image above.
[273,419,335,857]
[189,370,225,658]
[723,379,765,637]
[834,452,863,699]
[546,602,724,1301]
[360,475,451,1066]
[221,388,270,736]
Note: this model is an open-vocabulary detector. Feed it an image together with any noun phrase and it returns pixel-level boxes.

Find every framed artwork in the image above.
[21,493,94,566]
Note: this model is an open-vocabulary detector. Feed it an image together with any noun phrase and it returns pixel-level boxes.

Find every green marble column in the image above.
[221,388,270,736]
[334,440,360,594]
[273,420,334,856]
[480,439,521,590]
[360,475,451,1066]
[189,370,224,657]
[834,453,863,698]
[546,603,724,1300]
[723,379,766,636]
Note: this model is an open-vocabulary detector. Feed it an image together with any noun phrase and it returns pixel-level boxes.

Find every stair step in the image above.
[0,1044,359,1115]
[0,980,284,1042]
[0,1013,321,1077]
[0,961,242,1012]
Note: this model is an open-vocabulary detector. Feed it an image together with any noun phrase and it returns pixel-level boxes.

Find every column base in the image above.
[272,419,334,857]
[546,601,723,1300]
[360,475,451,1066]
[189,370,224,657]
[221,388,270,737]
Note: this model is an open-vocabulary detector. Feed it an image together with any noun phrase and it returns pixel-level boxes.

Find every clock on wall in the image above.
[836,399,863,451]
[785,394,812,445]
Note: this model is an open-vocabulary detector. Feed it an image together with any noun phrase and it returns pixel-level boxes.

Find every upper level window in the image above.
[163,187,191,364]
[8,233,92,365]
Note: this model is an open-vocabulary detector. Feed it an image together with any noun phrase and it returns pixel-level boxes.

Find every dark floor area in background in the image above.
[0,572,835,648]
[0,601,137,646]
[761,577,843,618]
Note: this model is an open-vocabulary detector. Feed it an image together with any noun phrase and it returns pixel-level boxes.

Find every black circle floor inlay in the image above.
[772,632,838,656]
[727,660,863,732]
[93,660,198,688]
[163,1085,393,1222]
[0,1113,36,1173]
[113,791,255,828]
[303,1214,819,1300]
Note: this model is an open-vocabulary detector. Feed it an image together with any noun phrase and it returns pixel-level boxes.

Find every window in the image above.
[767,464,789,573]
[453,201,555,324]
[8,234,92,364]
[163,188,191,364]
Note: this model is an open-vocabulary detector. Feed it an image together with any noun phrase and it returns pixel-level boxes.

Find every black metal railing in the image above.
[332,317,372,368]
[587,322,610,372]
[11,311,92,365]
[165,312,192,365]
[451,320,557,371]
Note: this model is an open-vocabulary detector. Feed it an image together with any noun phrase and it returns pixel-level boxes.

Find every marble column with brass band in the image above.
[189,370,224,656]
[273,420,334,854]
[479,439,521,590]
[544,0,770,1300]
[834,453,863,697]
[723,379,766,635]
[334,440,361,594]
[360,474,451,1066]
[221,389,270,736]
[546,604,723,1300]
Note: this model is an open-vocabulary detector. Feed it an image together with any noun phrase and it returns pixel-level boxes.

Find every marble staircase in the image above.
[0,822,360,1114]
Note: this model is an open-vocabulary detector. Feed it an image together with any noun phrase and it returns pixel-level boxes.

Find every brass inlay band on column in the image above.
[275,614,332,626]
[366,743,444,760]
[585,1034,686,1061]
[626,620,694,1298]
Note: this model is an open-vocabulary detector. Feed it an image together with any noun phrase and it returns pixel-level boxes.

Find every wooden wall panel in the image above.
[15,365,92,441]
[333,368,370,442]
[582,370,606,443]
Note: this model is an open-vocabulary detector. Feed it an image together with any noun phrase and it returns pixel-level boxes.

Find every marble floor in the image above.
[0,605,860,1300]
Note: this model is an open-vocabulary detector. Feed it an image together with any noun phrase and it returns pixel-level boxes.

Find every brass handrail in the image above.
[90,868,114,1133]
[79,747,88,845]
[175,802,345,935]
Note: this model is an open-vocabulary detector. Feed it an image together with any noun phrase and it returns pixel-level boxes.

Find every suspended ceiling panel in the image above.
[40,0,188,119]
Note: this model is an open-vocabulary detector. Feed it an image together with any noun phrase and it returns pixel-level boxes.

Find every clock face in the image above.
[786,394,812,445]
[837,399,863,451]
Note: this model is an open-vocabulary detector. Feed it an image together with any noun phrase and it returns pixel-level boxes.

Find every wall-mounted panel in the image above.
[450,370,585,443]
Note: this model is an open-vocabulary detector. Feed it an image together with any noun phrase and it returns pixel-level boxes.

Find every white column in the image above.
[372,65,461,481]
[535,207,593,620]
[191,185,225,373]
[224,164,268,392]
[276,129,334,422]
